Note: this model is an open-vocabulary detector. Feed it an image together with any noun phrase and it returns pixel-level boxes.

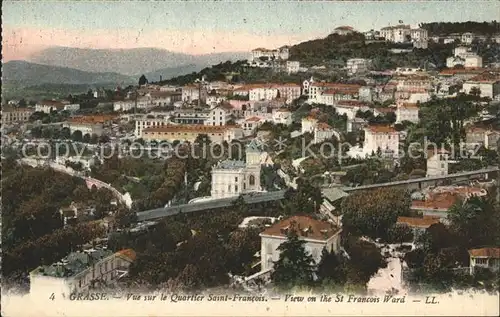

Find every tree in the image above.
[271,229,316,290]
[60,127,71,139]
[469,86,481,97]
[139,75,148,86]
[316,248,347,286]
[283,178,323,214]
[341,188,411,240]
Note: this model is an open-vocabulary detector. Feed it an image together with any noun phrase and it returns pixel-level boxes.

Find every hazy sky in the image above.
[3,0,499,60]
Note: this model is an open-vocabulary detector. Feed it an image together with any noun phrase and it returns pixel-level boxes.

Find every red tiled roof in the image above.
[143,124,239,133]
[411,193,460,211]
[468,247,500,258]
[245,116,262,122]
[397,216,441,228]
[365,125,397,133]
[116,249,137,262]
[260,215,341,241]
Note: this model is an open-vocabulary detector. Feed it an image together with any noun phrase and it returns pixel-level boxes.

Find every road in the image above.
[136,190,287,221]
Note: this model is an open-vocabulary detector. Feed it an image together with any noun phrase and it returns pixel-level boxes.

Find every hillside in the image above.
[421,21,500,36]
[28,47,249,76]
[2,60,135,86]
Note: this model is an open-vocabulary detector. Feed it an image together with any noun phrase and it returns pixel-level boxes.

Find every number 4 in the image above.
[49,293,55,301]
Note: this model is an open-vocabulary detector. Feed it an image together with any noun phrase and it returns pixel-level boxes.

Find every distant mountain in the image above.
[141,64,205,83]
[27,47,249,76]
[2,60,135,86]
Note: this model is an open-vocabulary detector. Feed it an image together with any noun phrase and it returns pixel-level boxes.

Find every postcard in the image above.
[1,0,500,316]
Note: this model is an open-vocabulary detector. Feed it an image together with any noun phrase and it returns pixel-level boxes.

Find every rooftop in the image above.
[215,160,247,170]
[143,124,239,134]
[260,215,341,241]
[31,247,114,278]
[411,192,460,211]
[397,215,441,229]
[468,247,500,258]
[365,125,397,133]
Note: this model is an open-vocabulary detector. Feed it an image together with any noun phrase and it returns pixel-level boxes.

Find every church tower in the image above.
[245,139,263,192]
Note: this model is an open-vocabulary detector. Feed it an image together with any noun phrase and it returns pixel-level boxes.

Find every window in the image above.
[235,177,238,182]
[475,258,487,265]
[249,175,255,186]
[235,185,238,192]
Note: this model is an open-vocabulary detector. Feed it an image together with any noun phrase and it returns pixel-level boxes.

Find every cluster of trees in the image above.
[271,231,386,292]
[29,110,70,124]
[1,166,109,279]
[405,197,500,292]
[109,198,283,291]
[30,125,109,144]
[341,188,413,242]
[421,21,500,36]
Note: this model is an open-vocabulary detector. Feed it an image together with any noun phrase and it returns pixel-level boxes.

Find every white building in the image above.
[396,102,419,123]
[210,141,263,199]
[363,125,400,156]
[380,25,428,44]
[462,73,500,99]
[35,100,66,114]
[313,123,340,144]
[302,78,361,103]
[249,86,279,101]
[181,84,208,104]
[205,105,232,126]
[286,61,301,74]
[250,46,289,62]
[346,58,371,75]
[241,116,264,136]
[333,26,355,35]
[468,248,500,275]
[113,98,150,112]
[259,215,342,271]
[272,109,293,125]
[29,248,136,297]
[426,149,449,177]
[135,118,169,137]
[334,100,371,120]
[461,32,475,45]
[446,46,483,68]
[301,116,318,134]
[63,104,81,112]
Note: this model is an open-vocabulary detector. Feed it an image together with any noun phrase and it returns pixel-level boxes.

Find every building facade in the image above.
[259,216,342,271]
[363,125,400,156]
[1,107,34,125]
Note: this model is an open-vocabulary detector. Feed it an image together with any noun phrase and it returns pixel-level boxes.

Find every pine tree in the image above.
[139,74,148,86]
[316,247,347,286]
[271,229,316,289]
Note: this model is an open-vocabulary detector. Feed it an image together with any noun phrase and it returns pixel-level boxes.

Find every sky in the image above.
[3,0,499,61]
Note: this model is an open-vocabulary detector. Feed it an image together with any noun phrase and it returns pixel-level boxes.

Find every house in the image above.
[320,187,349,222]
[333,26,355,35]
[362,125,400,157]
[250,46,289,62]
[1,107,34,125]
[242,116,264,136]
[59,205,78,227]
[468,247,500,275]
[35,100,66,114]
[29,247,136,296]
[181,84,208,104]
[465,124,500,151]
[249,85,279,101]
[461,32,475,45]
[410,192,458,219]
[380,24,428,44]
[210,141,262,199]
[259,215,342,271]
[426,149,449,177]
[272,109,293,125]
[149,91,181,107]
[302,77,361,103]
[134,117,169,137]
[206,105,232,126]
[301,116,318,134]
[346,58,371,75]
[141,124,243,143]
[347,117,367,133]
[313,123,340,144]
[172,109,210,125]
[396,102,419,123]
[63,115,116,136]
[334,100,371,120]
[274,83,302,102]
[446,46,483,68]
[462,72,500,99]
[286,61,301,74]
